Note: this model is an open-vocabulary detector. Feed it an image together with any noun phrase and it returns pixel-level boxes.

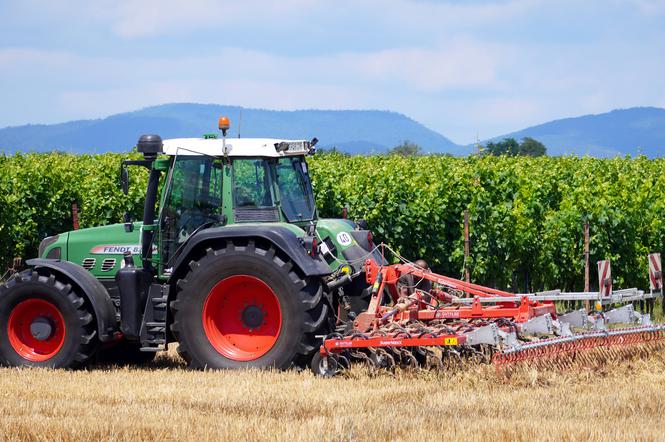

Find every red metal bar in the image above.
[387,302,556,322]
[393,263,515,297]
[323,334,467,354]
[351,295,555,333]
[365,260,516,298]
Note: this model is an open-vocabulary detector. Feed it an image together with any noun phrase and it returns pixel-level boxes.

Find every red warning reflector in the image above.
[598,260,612,297]
[649,253,662,291]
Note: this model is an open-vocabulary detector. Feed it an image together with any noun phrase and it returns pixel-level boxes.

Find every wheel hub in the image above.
[7,298,66,362]
[202,275,283,361]
[241,305,265,329]
[29,317,54,341]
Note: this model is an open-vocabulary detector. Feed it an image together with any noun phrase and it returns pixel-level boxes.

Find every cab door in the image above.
[159,156,224,274]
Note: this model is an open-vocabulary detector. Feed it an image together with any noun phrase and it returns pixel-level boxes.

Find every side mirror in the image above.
[123,211,133,232]
[120,167,129,195]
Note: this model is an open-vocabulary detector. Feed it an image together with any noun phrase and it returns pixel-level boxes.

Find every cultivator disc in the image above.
[314,246,665,376]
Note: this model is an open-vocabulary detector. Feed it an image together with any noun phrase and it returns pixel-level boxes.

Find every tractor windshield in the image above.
[276,156,316,222]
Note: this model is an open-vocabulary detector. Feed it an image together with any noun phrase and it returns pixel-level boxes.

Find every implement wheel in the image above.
[0,269,98,368]
[310,352,338,377]
[170,240,332,369]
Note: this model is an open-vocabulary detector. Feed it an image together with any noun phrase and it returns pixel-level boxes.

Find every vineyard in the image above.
[1,152,664,293]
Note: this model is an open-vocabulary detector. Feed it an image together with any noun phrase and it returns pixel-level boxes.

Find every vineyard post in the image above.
[464,209,470,288]
[72,201,79,231]
[584,220,590,311]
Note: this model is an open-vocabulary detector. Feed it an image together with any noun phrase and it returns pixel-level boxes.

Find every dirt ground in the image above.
[0,345,664,442]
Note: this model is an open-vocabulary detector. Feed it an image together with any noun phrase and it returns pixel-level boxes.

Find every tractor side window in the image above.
[276,157,316,222]
[161,156,223,266]
[232,159,274,208]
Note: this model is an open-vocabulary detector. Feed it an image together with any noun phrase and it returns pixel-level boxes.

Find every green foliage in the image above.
[520,137,547,156]
[0,152,147,263]
[0,152,663,293]
[483,137,547,157]
[309,153,665,291]
[389,141,422,156]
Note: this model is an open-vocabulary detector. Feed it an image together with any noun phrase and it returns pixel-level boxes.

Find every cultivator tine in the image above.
[424,348,444,370]
[337,354,351,370]
[350,350,373,367]
[440,347,463,370]
[371,348,396,370]
[398,348,419,369]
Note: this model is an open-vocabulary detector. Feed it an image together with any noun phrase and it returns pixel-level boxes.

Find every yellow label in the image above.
[444,337,458,346]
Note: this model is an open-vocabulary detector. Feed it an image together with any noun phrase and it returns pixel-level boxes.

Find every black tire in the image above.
[97,340,156,366]
[310,352,338,377]
[170,240,332,369]
[0,269,98,368]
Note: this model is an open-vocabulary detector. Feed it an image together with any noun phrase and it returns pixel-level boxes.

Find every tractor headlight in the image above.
[38,235,59,258]
[46,247,61,259]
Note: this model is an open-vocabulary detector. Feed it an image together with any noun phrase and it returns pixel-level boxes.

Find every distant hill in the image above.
[4,104,664,157]
[485,107,665,157]
[0,103,465,155]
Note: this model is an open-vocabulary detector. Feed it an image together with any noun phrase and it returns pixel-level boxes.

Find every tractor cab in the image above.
[153,137,319,273]
[116,117,323,280]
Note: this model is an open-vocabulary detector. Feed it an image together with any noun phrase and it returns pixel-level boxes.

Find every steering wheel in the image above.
[177,209,221,241]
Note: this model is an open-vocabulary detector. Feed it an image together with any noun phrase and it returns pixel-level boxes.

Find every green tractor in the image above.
[0,119,380,369]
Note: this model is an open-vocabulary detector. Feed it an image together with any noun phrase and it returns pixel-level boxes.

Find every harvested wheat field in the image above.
[1,346,664,442]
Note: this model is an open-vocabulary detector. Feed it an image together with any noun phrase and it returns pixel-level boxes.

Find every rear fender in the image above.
[169,224,333,283]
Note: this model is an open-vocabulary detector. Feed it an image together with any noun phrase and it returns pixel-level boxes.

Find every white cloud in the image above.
[23,0,540,39]
[0,42,506,139]
[618,0,665,14]
[105,0,319,38]
[3,33,665,143]
[352,42,502,91]
[0,48,77,70]
[373,0,540,30]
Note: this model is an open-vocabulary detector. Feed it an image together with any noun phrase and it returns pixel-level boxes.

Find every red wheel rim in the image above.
[7,299,66,362]
[202,275,282,361]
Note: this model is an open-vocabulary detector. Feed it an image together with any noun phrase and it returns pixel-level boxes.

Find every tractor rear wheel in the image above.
[170,240,332,369]
[0,269,98,368]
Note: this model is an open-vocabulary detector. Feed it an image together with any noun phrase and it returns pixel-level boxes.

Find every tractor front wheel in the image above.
[170,240,331,369]
[0,269,98,368]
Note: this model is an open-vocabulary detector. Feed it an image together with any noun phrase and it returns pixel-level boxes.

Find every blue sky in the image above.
[1,0,664,143]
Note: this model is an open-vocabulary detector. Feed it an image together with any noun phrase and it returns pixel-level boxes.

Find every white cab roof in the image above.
[162,138,312,157]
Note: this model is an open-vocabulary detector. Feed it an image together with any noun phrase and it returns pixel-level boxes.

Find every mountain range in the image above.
[484,107,665,157]
[0,103,663,157]
[0,104,463,156]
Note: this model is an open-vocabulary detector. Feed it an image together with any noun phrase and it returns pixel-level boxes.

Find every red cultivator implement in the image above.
[312,248,665,376]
